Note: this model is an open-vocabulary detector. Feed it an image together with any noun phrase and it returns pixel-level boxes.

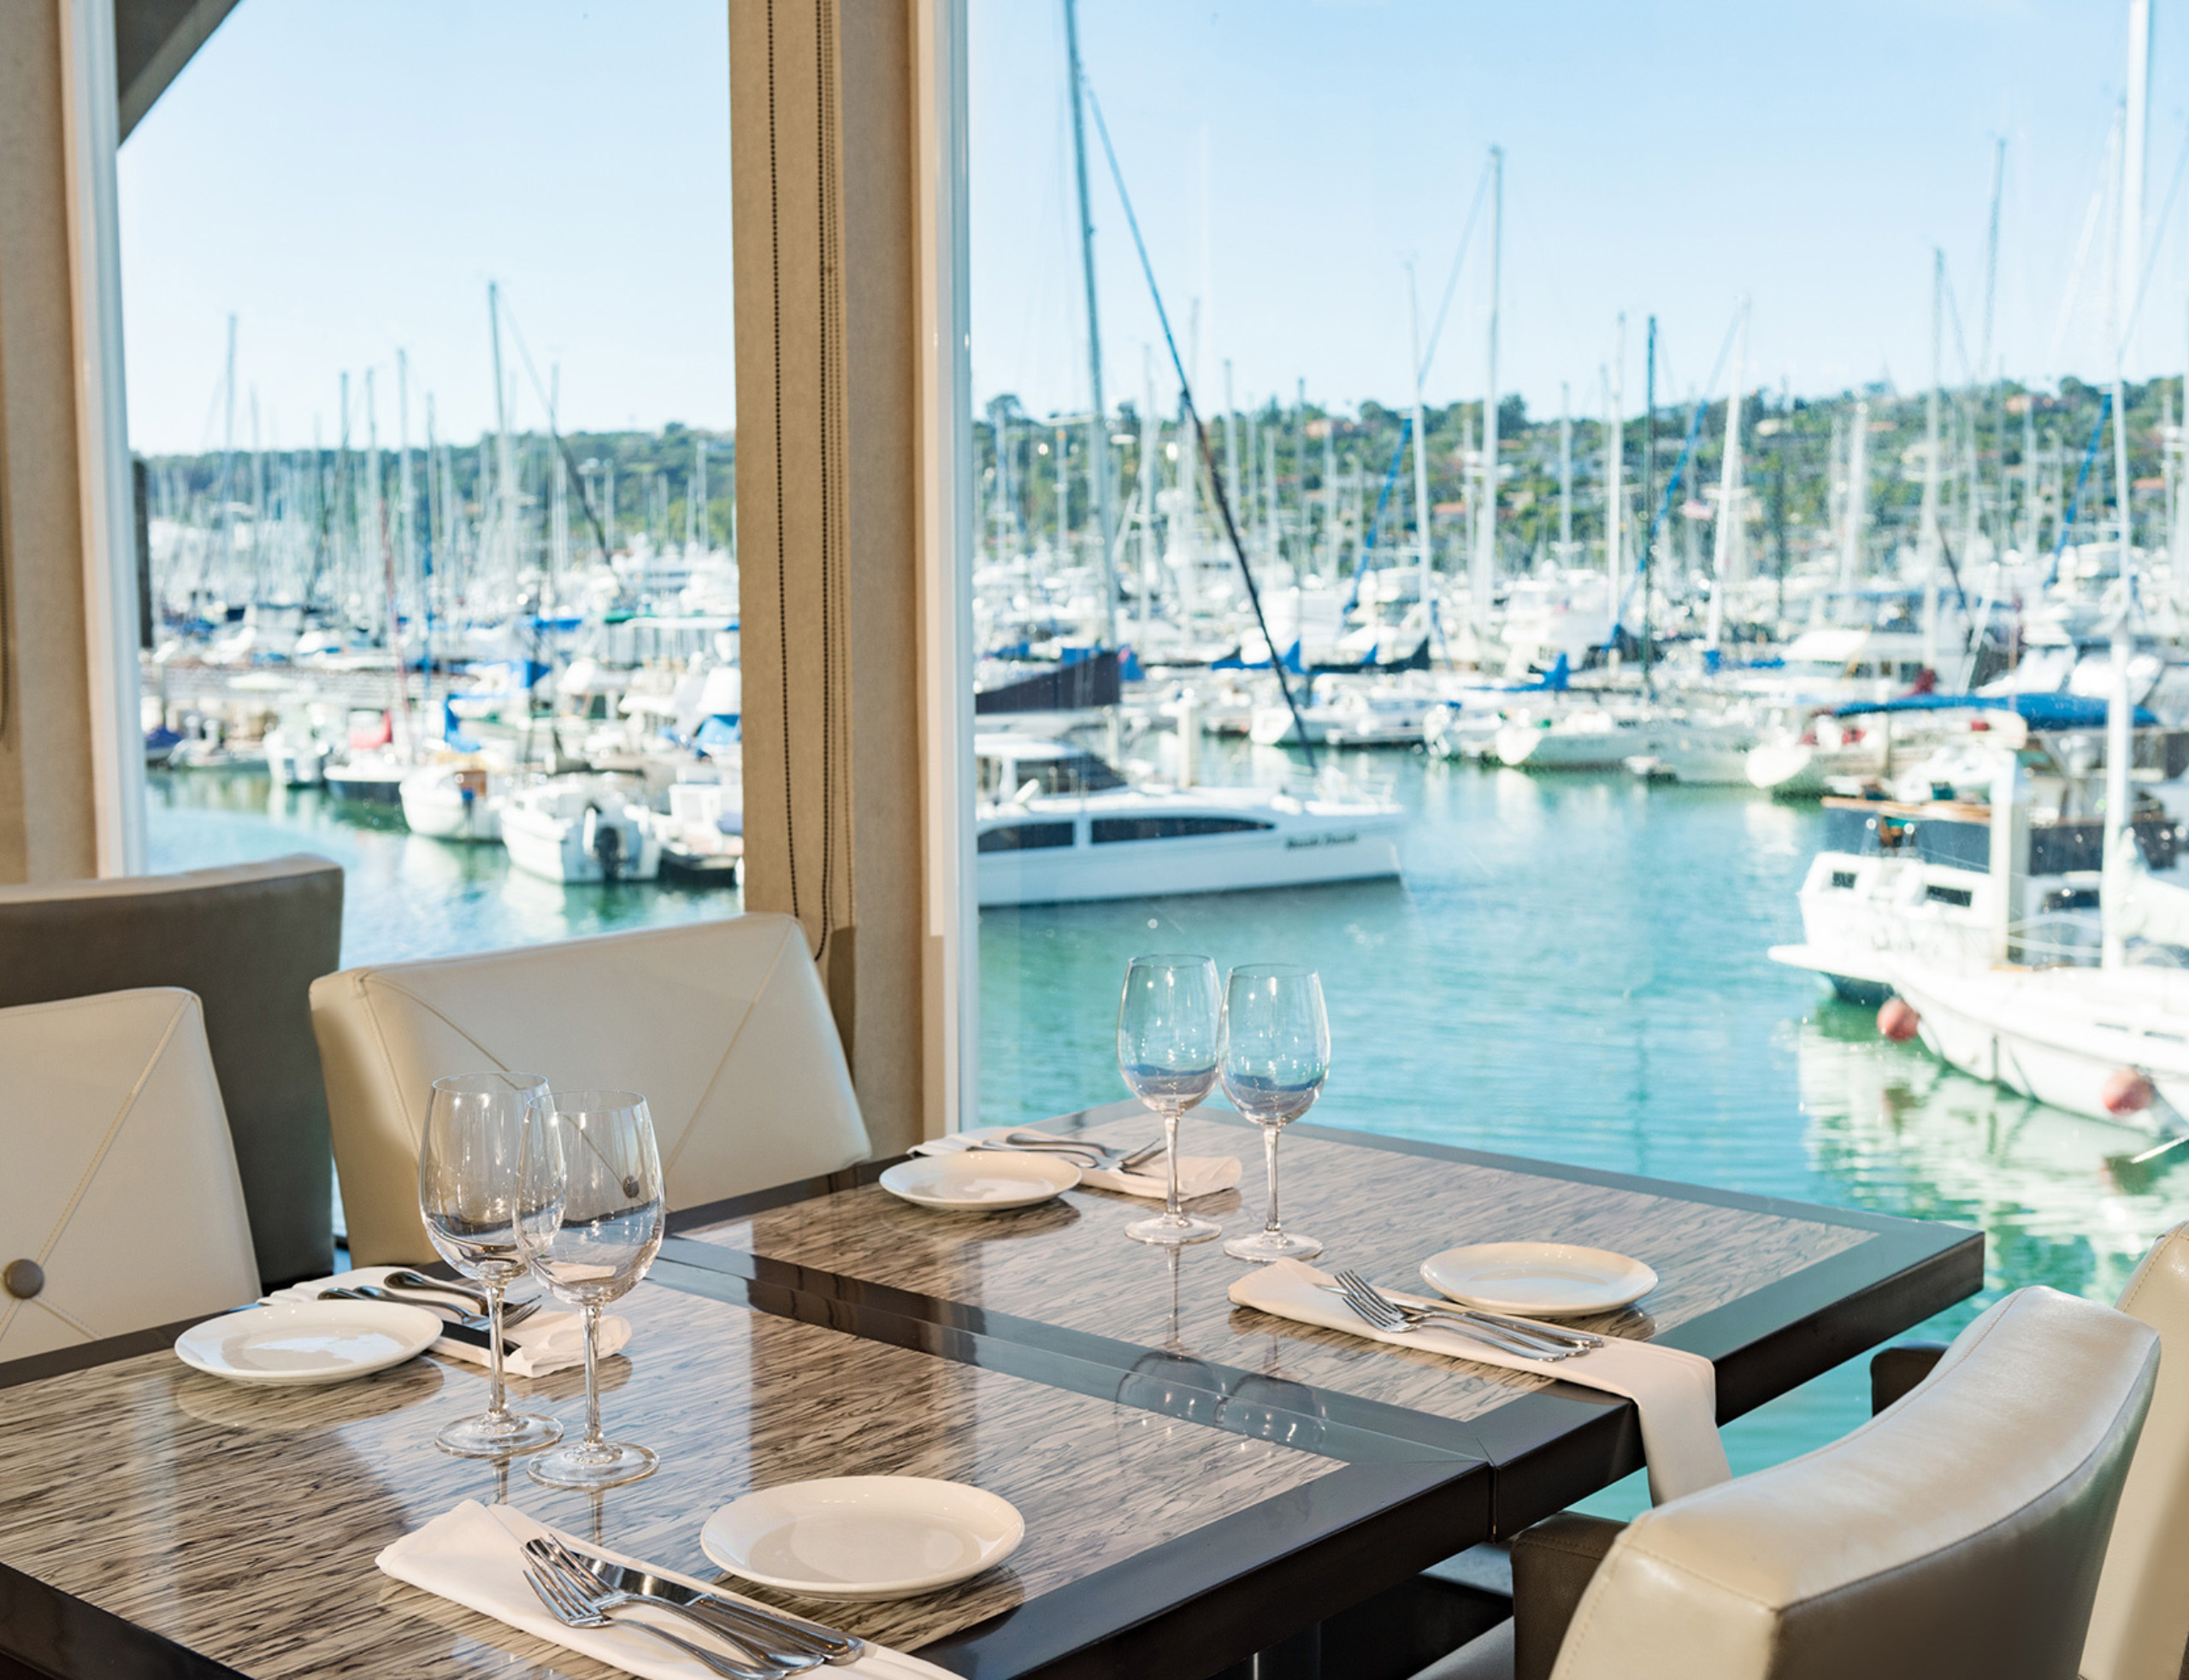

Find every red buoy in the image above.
[1878,999,1921,1042]
[2102,1068,2156,1117]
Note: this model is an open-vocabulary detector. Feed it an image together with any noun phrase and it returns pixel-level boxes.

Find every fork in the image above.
[534,1534,859,1668]
[1330,1271,1580,1361]
[522,1553,800,1680]
[1332,1269,1602,1352]
[381,1269,543,1325]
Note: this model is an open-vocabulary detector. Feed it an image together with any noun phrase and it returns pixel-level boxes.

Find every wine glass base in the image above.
[1222,1229,1323,1262]
[526,1439,658,1490]
[1125,1211,1222,1247]
[434,1411,563,1459]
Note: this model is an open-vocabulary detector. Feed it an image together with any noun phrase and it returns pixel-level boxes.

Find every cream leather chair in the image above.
[0,989,260,1363]
[2080,1223,2189,1680]
[1866,1228,2189,1680]
[310,913,870,1264]
[1426,1286,2157,1680]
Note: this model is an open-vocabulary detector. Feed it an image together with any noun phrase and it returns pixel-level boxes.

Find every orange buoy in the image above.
[2102,1068,2156,1117]
[1878,999,1921,1042]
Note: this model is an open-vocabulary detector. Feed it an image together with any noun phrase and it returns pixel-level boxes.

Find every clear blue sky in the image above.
[121,0,2184,452]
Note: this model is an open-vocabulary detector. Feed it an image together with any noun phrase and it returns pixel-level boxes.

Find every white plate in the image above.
[174,1300,444,1387]
[701,1476,1024,1600]
[1419,1242,1658,1318]
[879,1150,1079,1210]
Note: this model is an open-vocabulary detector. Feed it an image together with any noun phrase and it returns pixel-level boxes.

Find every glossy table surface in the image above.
[0,1105,1982,1680]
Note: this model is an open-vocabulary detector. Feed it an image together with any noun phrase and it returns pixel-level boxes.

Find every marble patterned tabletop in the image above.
[0,1110,1982,1680]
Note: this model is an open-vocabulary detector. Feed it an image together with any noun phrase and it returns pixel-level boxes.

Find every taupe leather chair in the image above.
[310,913,871,1264]
[1428,1286,2157,1680]
[0,855,345,1288]
[1872,1227,2189,1680]
[0,989,260,1362]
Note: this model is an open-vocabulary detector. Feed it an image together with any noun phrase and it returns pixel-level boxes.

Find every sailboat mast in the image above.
[1557,380,1572,562]
[1063,0,1116,645]
[1920,251,1945,674]
[1472,145,1502,665]
[487,281,514,583]
[1842,399,1870,599]
[218,314,237,600]
[1640,315,1655,681]
[1706,299,1749,652]
[1405,262,1433,657]
[1605,314,1625,635]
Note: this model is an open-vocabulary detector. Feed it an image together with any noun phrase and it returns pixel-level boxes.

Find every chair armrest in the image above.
[1513,1512,1626,1680]
[1869,1341,1949,1414]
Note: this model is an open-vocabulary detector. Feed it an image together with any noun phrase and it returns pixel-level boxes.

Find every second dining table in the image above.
[0,1102,1981,1680]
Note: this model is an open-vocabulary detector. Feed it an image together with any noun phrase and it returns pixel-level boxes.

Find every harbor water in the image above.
[150,751,2189,1516]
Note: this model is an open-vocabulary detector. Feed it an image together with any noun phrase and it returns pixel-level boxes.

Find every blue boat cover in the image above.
[1832,692,2158,728]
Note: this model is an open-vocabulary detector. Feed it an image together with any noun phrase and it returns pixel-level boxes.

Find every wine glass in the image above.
[418,1072,564,1458]
[1218,964,1329,1262]
[515,1090,665,1490]
[1117,953,1224,1247]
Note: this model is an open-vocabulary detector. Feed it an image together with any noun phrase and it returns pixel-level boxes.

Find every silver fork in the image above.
[1331,1271,1580,1361]
[522,1552,799,1680]
[381,1270,543,1325]
[1331,1269,1603,1352]
[534,1534,861,1667]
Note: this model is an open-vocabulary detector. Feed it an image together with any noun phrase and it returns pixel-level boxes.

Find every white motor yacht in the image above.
[500,776,663,884]
[263,725,328,787]
[973,734,1402,906]
[1496,705,1653,770]
[399,762,510,843]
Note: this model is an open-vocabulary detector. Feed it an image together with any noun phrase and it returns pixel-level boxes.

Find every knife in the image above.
[552,1546,863,1665]
[313,1288,519,1359]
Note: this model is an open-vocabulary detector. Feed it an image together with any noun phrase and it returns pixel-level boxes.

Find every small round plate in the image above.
[174,1300,443,1387]
[701,1475,1024,1600]
[1419,1242,1658,1318]
[879,1151,1079,1210]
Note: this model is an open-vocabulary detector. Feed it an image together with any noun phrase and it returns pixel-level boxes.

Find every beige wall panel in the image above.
[0,3,100,885]
[730,0,929,1156]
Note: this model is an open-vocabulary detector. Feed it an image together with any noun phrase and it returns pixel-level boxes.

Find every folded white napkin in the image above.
[266,1266,630,1379]
[915,1125,1241,1201]
[378,1501,955,1680]
[1229,1259,1731,1505]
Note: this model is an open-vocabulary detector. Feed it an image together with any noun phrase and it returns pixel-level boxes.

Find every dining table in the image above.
[0,1103,1981,1680]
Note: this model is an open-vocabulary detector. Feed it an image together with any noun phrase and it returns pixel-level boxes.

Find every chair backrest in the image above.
[1550,1287,2158,1680]
[2083,1223,2189,1680]
[310,912,870,1265]
[0,855,344,1288]
[0,989,260,1362]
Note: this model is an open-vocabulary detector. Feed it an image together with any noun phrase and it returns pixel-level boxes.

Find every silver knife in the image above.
[313,1288,518,1358]
[556,1548,863,1665]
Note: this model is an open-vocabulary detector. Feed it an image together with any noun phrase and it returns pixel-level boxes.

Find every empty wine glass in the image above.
[1118,953,1224,1247]
[516,1090,664,1490]
[1218,965,1329,1262]
[418,1072,563,1459]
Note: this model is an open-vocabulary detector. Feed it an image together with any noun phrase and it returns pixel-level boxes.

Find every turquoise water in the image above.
[150,755,2189,1515]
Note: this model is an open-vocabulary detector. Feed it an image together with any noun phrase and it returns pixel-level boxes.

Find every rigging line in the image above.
[2046,389,2112,587]
[1600,309,1741,645]
[2121,123,2189,354]
[1419,158,1494,386]
[1083,76,1320,768]
[498,303,614,563]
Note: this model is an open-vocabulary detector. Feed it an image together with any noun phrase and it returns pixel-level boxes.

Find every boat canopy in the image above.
[1832,693,2158,729]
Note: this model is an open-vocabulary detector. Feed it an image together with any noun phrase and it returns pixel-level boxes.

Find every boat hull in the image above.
[979,822,1402,907]
[501,803,661,883]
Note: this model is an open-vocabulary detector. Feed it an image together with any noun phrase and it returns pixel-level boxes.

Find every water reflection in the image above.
[1797,999,2186,1312]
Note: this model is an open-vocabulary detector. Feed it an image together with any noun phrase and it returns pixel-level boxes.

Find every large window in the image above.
[966,0,2189,1509]
[121,2,740,970]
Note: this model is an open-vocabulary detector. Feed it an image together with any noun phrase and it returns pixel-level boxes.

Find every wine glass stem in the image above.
[1163,1106,1183,1222]
[581,1302,605,1449]
[1262,1124,1283,1236]
[483,1282,510,1423]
